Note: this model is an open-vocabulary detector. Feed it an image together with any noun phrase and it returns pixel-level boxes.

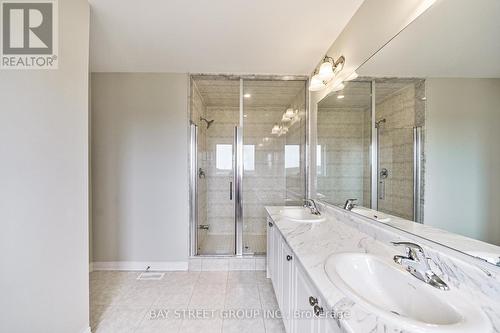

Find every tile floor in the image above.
[90,270,285,333]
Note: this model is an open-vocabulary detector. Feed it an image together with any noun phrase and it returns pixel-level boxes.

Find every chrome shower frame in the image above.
[188,74,309,257]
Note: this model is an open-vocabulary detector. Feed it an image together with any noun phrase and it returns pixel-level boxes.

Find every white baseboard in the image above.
[80,326,91,333]
[91,261,188,271]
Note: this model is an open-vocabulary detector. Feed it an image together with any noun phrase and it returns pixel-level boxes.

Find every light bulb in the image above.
[309,74,325,92]
[318,61,334,81]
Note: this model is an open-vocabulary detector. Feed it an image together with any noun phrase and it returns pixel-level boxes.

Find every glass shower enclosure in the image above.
[189,75,307,256]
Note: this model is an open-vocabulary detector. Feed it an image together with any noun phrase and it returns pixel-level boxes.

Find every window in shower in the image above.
[243,145,255,171]
[216,144,233,170]
[285,145,300,169]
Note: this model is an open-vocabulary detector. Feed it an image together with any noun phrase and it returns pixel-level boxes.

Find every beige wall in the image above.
[0,1,90,332]
[425,78,500,245]
[91,73,189,265]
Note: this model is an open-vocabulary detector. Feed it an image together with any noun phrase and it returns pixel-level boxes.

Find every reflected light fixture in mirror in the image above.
[271,123,280,135]
[285,108,295,118]
[243,93,251,98]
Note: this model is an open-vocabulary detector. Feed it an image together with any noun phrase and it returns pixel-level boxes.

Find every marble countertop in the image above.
[265,204,500,333]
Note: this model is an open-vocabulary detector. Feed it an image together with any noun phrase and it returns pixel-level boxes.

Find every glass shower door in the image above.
[377,125,415,221]
[241,79,307,255]
[192,76,240,255]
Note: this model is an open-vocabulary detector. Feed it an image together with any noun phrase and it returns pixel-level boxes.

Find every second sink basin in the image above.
[324,253,491,333]
[280,207,326,223]
[351,206,391,222]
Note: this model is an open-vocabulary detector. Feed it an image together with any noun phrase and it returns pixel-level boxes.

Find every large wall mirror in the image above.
[316,0,500,266]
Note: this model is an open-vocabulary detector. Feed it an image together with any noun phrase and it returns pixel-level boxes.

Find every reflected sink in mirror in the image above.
[280,207,326,223]
[325,253,491,333]
[351,206,391,222]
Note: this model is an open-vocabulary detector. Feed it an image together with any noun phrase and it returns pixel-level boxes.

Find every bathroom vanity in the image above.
[266,205,499,333]
[267,208,337,333]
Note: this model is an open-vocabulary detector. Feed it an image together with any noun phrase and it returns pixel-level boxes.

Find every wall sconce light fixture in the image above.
[309,55,347,92]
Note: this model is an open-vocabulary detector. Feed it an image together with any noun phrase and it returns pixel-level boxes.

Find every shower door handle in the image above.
[229,181,233,200]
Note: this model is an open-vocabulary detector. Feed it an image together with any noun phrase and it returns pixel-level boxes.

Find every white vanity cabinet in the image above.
[267,216,340,333]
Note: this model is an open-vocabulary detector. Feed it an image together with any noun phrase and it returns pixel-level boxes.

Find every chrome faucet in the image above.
[392,241,449,291]
[343,199,357,211]
[304,199,321,215]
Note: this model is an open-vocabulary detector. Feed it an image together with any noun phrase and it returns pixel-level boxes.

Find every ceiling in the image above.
[358,0,500,78]
[88,0,364,74]
[194,78,305,108]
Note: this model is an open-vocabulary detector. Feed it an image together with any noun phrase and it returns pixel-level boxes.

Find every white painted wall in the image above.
[425,78,500,246]
[91,73,189,268]
[0,1,90,332]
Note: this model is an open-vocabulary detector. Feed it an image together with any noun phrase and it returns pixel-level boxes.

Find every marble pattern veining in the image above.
[265,204,500,333]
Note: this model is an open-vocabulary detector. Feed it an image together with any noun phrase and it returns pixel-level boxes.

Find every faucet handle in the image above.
[391,241,425,260]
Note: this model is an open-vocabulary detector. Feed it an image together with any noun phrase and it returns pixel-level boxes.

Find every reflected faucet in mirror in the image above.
[344,199,357,211]
[392,241,449,291]
[304,199,321,215]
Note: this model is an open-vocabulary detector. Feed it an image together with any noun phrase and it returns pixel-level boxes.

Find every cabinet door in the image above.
[266,217,274,279]
[293,265,321,333]
[281,241,294,333]
[272,227,283,306]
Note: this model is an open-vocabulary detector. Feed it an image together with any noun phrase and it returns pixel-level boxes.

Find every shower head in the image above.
[200,117,215,129]
[375,118,386,128]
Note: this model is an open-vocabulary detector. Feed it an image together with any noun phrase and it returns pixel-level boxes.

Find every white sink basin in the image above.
[325,253,491,333]
[280,207,326,223]
[351,206,391,222]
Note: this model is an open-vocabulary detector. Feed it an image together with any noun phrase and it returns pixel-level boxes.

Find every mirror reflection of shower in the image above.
[200,117,215,129]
